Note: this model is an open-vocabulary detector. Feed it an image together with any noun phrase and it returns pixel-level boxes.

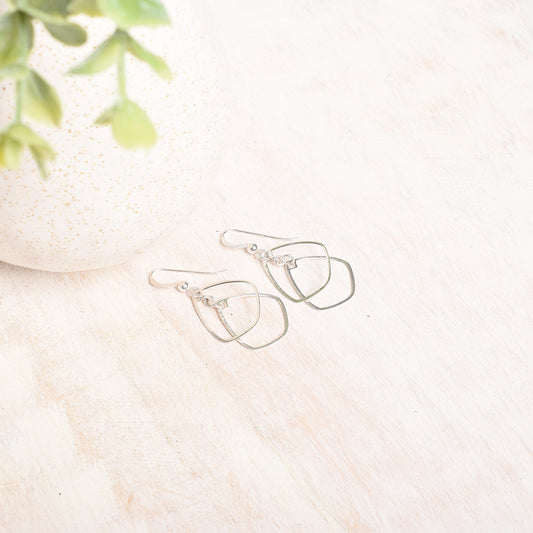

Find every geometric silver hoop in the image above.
[220,229,356,310]
[149,267,289,350]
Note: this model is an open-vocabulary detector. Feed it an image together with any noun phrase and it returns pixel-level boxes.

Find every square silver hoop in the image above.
[216,293,289,351]
[262,241,332,303]
[287,256,355,310]
[191,280,261,342]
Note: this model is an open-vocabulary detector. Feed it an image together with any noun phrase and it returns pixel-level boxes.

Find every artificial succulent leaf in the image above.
[7,123,55,158]
[29,145,53,178]
[0,63,30,80]
[68,0,103,16]
[94,105,116,125]
[44,21,87,45]
[0,134,24,168]
[0,135,5,167]
[110,99,157,149]
[29,146,47,177]
[17,0,70,23]
[21,69,62,126]
[127,35,171,79]
[97,0,170,28]
[0,11,34,69]
[68,31,122,74]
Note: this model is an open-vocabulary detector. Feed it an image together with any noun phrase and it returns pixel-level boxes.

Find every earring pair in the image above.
[149,229,355,350]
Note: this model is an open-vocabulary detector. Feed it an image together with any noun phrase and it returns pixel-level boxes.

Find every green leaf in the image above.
[21,69,62,126]
[7,123,55,158]
[16,0,70,22]
[95,100,158,148]
[0,11,34,69]
[0,63,30,80]
[0,135,6,167]
[68,0,103,16]
[105,99,157,149]
[0,134,24,169]
[127,35,171,79]
[44,21,87,45]
[0,123,55,177]
[94,105,115,124]
[29,145,52,178]
[68,31,122,74]
[97,0,170,28]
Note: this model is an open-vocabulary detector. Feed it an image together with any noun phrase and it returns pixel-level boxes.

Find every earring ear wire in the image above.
[220,229,300,249]
[149,267,227,288]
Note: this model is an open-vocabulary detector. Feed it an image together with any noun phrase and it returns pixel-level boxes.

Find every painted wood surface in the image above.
[1,1,532,530]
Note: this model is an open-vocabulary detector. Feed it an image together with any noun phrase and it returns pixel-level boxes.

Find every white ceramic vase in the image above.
[0,1,225,271]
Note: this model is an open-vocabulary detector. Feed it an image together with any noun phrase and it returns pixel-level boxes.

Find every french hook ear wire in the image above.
[149,267,228,288]
[220,229,300,249]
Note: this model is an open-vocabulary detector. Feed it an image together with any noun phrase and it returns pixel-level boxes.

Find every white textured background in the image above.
[1,0,533,531]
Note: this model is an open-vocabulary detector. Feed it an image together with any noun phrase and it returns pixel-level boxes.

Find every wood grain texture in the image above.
[1,0,532,531]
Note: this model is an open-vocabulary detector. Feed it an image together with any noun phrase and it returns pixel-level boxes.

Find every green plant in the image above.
[0,0,172,178]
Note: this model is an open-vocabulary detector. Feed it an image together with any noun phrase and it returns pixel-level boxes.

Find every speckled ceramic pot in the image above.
[0,1,225,272]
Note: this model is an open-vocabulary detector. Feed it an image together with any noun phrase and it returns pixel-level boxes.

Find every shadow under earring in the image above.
[220,229,355,310]
[149,268,289,350]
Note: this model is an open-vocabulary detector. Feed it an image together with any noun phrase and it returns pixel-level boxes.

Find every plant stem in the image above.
[14,80,23,123]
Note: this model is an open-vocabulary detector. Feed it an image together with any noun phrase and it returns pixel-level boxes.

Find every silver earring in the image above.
[149,267,289,350]
[220,229,355,310]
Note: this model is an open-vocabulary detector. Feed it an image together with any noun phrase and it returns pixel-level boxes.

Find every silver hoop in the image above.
[149,266,289,349]
[220,228,356,310]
